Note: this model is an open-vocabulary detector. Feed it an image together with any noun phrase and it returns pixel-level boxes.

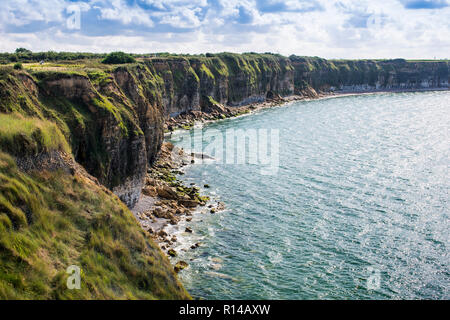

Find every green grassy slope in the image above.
[0,114,189,299]
[0,113,70,157]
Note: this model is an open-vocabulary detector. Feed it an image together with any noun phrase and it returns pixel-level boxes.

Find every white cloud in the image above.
[96,0,154,26]
[1,0,65,26]
[0,0,449,59]
[159,7,203,28]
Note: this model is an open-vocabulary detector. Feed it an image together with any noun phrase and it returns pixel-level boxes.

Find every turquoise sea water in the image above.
[168,91,449,299]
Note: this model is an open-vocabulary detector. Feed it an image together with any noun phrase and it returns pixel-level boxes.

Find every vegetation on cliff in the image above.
[0,53,448,202]
[0,51,106,64]
[0,113,70,157]
[0,66,149,204]
[0,151,189,299]
[0,67,189,299]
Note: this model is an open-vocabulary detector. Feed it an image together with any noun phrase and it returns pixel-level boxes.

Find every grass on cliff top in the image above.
[0,151,190,299]
[0,113,71,156]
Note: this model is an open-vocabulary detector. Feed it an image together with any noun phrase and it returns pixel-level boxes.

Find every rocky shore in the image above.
[133,86,449,274]
[132,142,225,273]
[164,89,321,132]
[165,86,449,133]
[131,89,323,273]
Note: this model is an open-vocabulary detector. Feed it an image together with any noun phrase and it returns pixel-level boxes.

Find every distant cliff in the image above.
[0,54,448,207]
[289,56,449,93]
[150,53,294,117]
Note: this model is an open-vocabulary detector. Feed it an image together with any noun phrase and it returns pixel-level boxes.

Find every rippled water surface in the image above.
[169,91,450,299]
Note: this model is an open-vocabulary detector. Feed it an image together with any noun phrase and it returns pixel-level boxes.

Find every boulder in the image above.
[180,199,199,208]
[156,185,179,200]
[174,261,189,273]
[146,178,158,186]
[157,230,167,238]
[201,96,227,114]
[168,249,177,257]
[217,202,226,211]
[152,207,166,218]
[266,90,283,101]
[142,186,157,197]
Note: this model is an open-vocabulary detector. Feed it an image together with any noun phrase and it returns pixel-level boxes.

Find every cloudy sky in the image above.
[0,0,449,59]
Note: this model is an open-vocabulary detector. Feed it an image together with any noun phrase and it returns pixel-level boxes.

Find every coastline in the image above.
[164,87,449,134]
[132,87,449,274]
[131,142,225,274]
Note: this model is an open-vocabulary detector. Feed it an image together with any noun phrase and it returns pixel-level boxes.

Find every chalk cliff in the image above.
[0,54,448,207]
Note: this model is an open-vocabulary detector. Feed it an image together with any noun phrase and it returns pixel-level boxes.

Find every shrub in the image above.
[13,63,23,70]
[15,48,32,54]
[102,52,136,64]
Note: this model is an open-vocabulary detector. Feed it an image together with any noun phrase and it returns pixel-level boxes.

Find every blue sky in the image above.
[0,0,449,59]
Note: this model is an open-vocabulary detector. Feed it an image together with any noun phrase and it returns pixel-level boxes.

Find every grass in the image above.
[0,64,151,189]
[91,97,129,137]
[199,63,215,80]
[0,151,190,299]
[87,70,113,87]
[33,70,87,82]
[0,113,70,156]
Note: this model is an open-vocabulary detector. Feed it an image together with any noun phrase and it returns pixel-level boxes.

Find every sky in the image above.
[0,0,449,59]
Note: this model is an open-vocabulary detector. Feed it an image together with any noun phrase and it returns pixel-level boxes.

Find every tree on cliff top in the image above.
[102,51,136,64]
[15,48,32,54]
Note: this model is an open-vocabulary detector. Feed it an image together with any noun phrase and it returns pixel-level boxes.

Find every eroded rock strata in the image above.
[0,54,448,207]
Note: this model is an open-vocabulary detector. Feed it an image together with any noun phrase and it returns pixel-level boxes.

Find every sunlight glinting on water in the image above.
[169,91,450,300]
